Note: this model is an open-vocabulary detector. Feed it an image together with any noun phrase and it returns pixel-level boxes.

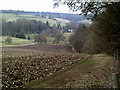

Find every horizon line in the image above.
[1,9,80,15]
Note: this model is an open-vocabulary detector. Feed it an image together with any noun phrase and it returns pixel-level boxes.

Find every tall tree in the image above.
[90,4,120,59]
[53,1,118,19]
[34,34,47,44]
[54,0,120,59]
[46,21,50,26]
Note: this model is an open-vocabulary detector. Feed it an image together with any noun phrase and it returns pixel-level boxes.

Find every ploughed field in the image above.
[5,44,74,53]
[2,45,86,88]
[2,44,118,88]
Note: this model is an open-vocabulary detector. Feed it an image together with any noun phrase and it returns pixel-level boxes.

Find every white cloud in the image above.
[0,0,80,14]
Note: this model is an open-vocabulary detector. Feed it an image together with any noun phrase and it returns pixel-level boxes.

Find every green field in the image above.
[0,32,72,47]
[64,32,73,40]
[1,14,66,26]
[1,14,18,21]
[0,36,33,47]
[63,32,73,44]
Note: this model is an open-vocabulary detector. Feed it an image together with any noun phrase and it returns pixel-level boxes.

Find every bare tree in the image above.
[34,34,47,44]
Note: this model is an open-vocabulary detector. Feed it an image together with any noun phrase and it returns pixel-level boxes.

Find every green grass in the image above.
[63,32,73,44]
[1,14,18,21]
[0,36,33,47]
[64,32,73,39]
[19,14,35,17]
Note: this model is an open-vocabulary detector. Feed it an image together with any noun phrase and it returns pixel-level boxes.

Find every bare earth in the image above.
[4,44,74,53]
[2,44,118,88]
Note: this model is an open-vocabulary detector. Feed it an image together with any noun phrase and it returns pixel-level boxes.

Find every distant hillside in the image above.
[39,12,91,22]
[1,10,92,23]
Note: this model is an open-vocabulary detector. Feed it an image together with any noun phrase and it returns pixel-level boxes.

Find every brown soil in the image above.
[5,44,74,53]
[2,45,118,88]
[24,54,118,88]
[2,46,82,88]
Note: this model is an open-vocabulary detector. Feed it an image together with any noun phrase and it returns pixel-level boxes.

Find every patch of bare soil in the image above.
[6,44,74,53]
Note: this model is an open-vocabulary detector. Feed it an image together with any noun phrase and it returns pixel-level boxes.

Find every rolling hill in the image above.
[1,10,92,24]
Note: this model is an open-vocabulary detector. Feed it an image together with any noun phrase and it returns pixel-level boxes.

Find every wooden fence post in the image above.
[112,73,119,88]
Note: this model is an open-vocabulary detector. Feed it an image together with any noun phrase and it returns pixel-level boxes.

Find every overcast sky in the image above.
[0,0,80,14]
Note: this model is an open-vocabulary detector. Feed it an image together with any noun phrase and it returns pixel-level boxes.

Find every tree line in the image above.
[34,29,65,44]
[2,18,66,44]
[57,1,120,60]
[2,18,52,39]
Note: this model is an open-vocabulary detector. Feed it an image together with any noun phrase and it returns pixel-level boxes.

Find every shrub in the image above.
[69,24,89,52]
[34,34,47,44]
[5,36,12,44]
